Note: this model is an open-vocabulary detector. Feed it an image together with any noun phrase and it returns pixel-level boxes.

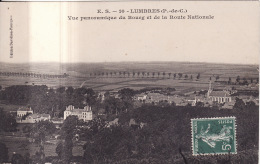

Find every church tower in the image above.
[207,80,212,98]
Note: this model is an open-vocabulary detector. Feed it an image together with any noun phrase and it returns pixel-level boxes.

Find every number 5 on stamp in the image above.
[191,117,237,155]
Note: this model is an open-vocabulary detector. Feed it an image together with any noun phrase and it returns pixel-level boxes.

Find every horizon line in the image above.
[0,60,259,66]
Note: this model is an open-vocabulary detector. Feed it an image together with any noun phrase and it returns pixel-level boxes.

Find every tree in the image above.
[60,116,79,163]
[152,72,155,78]
[250,78,253,83]
[178,73,183,79]
[196,73,200,80]
[24,153,31,164]
[66,87,74,96]
[118,88,135,112]
[215,75,220,81]
[118,88,135,100]
[137,72,140,78]
[31,121,56,160]
[12,154,25,164]
[132,72,135,78]
[190,75,193,80]
[162,72,166,79]
[246,101,256,108]
[236,76,240,83]
[103,97,123,114]
[243,79,249,85]
[228,77,232,84]
[0,142,8,163]
[56,87,65,94]
[83,125,133,163]
[0,108,17,132]
[168,73,171,79]
[142,72,145,78]
[233,97,246,110]
[22,125,32,134]
[196,102,204,107]
[173,73,176,79]
[56,141,64,159]
[185,74,188,79]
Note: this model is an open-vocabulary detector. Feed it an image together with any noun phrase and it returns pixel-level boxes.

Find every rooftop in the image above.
[28,113,50,119]
[65,105,92,113]
[17,107,32,112]
[209,91,230,97]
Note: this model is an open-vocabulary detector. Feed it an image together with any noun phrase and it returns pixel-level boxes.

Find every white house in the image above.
[18,113,51,123]
[17,107,33,117]
[64,105,92,122]
[135,94,147,101]
[208,91,232,103]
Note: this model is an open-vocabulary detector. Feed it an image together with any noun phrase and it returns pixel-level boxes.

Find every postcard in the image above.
[0,2,259,163]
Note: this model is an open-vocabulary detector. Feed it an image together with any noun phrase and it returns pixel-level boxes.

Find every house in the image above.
[187,99,197,106]
[222,101,235,109]
[25,113,50,123]
[18,113,51,123]
[146,93,168,103]
[129,118,146,129]
[17,107,33,117]
[188,94,206,106]
[143,92,179,105]
[135,93,147,101]
[51,117,64,124]
[241,96,259,106]
[64,105,92,122]
[170,96,188,106]
[97,91,106,102]
[107,118,119,127]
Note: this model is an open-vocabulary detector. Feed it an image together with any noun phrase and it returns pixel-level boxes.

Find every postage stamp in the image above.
[191,117,237,155]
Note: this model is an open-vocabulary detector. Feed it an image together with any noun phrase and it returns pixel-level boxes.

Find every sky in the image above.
[0,2,259,65]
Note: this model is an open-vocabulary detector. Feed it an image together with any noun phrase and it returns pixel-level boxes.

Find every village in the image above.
[0,70,258,164]
[13,80,258,125]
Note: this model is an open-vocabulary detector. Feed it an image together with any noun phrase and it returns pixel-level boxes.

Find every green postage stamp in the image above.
[191,117,237,155]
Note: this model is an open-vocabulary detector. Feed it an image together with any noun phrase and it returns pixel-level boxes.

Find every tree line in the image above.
[90,72,259,86]
[89,71,202,80]
[0,72,69,78]
[0,85,138,117]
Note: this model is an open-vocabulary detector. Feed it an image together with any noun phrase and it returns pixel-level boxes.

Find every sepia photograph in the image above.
[0,2,259,164]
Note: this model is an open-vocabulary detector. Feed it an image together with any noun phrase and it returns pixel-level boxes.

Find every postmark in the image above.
[191,117,237,155]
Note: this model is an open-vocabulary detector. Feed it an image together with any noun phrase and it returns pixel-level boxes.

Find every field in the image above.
[0,62,258,93]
